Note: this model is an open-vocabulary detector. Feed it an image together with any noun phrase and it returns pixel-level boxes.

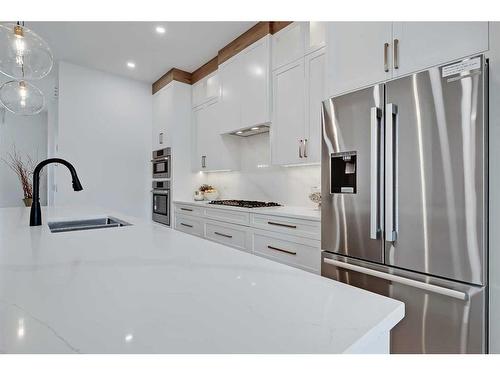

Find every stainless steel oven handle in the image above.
[370,107,382,239]
[151,157,170,162]
[323,258,468,301]
[385,103,398,242]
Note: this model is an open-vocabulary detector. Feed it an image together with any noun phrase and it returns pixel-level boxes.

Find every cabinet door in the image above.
[195,100,239,171]
[304,48,325,164]
[393,22,488,77]
[152,85,172,149]
[240,36,271,129]
[219,56,242,134]
[272,22,307,70]
[192,80,205,108]
[271,59,306,165]
[326,22,393,97]
[306,22,326,54]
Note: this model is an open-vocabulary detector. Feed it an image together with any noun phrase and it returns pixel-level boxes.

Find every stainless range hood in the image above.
[229,124,270,137]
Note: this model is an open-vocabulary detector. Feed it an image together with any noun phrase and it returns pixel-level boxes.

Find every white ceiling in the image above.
[24,21,257,83]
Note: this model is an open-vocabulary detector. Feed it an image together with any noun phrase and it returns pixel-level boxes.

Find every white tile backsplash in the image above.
[202,133,320,207]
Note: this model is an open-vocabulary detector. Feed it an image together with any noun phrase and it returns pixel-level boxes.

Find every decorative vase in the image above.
[193,190,204,201]
[23,198,33,207]
[203,190,219,201]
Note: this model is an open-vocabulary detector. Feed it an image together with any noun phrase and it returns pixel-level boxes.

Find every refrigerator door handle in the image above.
[370,107,382,239]
[323,258,468,301]
[385,103,398,242]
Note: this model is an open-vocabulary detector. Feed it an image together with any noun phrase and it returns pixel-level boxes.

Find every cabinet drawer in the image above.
[253,231,320,273]
[251,214,320,240]
[205,220,249,252]
[204,207,250,225]
[174,214,204,237]
[174,204,204,217]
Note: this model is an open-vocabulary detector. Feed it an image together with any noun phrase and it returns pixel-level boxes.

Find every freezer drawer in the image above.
[321,253,486,353]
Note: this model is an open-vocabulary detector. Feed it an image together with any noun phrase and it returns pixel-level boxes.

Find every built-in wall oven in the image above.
[152,180,170,226]
[152,147,171,179]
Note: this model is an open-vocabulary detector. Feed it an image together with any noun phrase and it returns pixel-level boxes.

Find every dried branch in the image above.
[1,146,39,199]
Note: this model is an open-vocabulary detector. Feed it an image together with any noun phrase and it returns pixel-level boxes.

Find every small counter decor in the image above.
[2,147,37,207]
[199,184,219,201]
[309,186,321,210]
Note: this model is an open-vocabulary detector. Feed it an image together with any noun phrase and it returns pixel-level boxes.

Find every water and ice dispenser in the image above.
[330,151,357,194]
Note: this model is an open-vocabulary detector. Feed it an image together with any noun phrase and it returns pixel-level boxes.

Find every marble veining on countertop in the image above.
[0,206,403,353]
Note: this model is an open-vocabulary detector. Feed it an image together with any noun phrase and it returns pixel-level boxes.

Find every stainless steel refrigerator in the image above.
[321,55,488,353]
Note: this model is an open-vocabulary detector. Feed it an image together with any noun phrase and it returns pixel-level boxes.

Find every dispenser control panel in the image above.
[330,151,357,194]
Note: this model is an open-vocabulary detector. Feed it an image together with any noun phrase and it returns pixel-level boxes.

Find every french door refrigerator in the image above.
[321,55,488,353]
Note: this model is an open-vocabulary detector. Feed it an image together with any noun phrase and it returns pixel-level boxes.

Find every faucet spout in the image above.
[30,158,83,226]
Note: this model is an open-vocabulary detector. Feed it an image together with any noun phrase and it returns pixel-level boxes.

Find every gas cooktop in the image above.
[208,200,282,208]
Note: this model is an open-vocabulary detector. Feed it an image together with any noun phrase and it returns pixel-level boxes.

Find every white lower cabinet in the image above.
[173,203,321,273]
[174,213,205,237]
[253,230,320,273]
[205,220,251,252]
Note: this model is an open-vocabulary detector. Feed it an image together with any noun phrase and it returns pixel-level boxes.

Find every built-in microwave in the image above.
[152,148,171,179]
[152,180,170,226]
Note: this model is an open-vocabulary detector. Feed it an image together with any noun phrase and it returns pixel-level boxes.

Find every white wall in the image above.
[0,111,48,208]
[202,133,320,207]
[56,62,152,218]
[488,22,500,353]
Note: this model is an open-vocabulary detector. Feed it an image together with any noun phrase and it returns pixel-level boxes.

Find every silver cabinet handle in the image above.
[214,231,233,239]
[298,140,303,158]
[201,155,206,168]
[323,258,468,301]
[303,138,308,158]
[180,223,193,228]
[385,103,398,242]
[383,42,389,72]
[180,208,193,212]
[268,245,297,256]
[393,39,399,70]
[370,107,382,240]
[267,221,297,229]
[159,132,164,145]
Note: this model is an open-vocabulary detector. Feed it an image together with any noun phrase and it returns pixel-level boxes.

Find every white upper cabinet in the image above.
[272,22,307,70]
[325,22,489,97]
[271,59,306,165]
[272,22,326,71]
[219,35,271,134]
[304,48,325,163]
[326,22,393,98]
[392,22,489,77]
[192,71,220,108]
[240,37,271,129]
[152,84,174,150]
[194,99,240,172]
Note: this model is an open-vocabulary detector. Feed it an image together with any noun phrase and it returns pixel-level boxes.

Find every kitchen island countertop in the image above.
[0,206,403,353]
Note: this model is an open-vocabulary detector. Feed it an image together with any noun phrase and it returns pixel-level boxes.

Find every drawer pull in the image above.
[180,208,193,212]
[180,223,193,228]
[267,245,297,256]
[214,231,233,239]
[267,221,297,229]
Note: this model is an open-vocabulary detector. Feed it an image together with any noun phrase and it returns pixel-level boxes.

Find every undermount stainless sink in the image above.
[48,217,132,233]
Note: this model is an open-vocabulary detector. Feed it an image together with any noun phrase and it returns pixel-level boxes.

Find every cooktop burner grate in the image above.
[208,200,281,208]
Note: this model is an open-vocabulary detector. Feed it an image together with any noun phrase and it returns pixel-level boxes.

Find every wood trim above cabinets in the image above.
[270,21,293,34]
[152,68,192,94]
[191,56,218,84]
[151,21,294,93]
[217,22,271,65]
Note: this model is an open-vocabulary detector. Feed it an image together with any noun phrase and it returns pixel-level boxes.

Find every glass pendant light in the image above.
[0,80,44,115]
[0,22,53,80]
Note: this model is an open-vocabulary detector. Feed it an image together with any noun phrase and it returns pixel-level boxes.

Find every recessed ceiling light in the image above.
[155,26,166,34]
[251,127,259,131]
[127,61,136,69]
[236,131,244,135]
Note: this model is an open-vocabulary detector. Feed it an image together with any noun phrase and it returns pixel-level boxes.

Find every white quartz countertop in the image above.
[174,200,321,221]
[0,206,403,353]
